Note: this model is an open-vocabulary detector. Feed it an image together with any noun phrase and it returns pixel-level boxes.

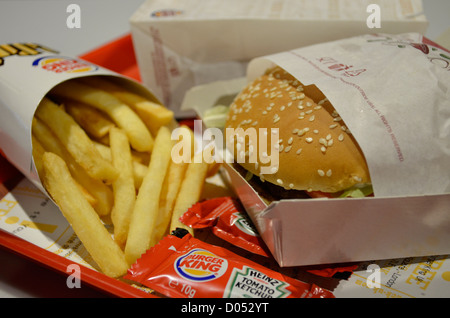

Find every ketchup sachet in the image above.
[180,197,357,279]
[180,197,270,257]
[125,229,335,298]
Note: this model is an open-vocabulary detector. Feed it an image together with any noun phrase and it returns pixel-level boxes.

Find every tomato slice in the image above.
[306,191,337,199]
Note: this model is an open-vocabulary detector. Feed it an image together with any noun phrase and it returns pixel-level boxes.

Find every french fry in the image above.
[64,100,115,139]
[125,126,172,265]
[93,140,147,189]
[32,117,114,216]
[41,152,128,278]
[81,76,174,136]
[31,135,46,177]
[109,127,136,249]
[169,150,210,235]
[149,125,194,245]
[32,135,97,206]
[150,160,188,246]
[34,97,118,183]
[93,139,150,165]
[50,80,154,152]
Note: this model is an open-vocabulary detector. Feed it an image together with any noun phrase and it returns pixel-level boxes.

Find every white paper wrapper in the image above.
[130,0,428,113]
[248,33,450,197]
[181,33,450,267]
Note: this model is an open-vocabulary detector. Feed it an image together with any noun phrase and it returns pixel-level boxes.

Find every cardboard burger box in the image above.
[130,0,428,114]
[181,33,450,268]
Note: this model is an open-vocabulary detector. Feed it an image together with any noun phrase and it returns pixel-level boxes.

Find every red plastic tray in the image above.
[0,34,154,298]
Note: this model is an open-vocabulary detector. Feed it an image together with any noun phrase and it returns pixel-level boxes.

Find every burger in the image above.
[224,66,373,200]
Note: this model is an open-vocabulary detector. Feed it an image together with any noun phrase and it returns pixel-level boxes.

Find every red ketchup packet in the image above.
[125,229,335,298]
[180,197,270,257]
[307,265,358,279]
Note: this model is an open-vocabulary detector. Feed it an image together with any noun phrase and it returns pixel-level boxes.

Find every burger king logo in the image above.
[32,56,98,74]
[175,248,228,282]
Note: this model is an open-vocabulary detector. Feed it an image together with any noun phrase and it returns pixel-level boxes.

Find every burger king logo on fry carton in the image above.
[175,248,228,282]
[32,56,98,74]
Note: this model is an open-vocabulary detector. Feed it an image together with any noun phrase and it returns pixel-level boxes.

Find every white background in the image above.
[0,0,449,298]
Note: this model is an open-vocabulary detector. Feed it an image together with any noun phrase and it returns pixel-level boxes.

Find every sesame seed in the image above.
[329,124,338,129]
[296,148,303,155]
[309,115,315,122]
[288,137,293,145]
[353,176,362,182]
[284,145,292,152]
[326,169,332,177]
[289,183,294,189]
[318,169,325,177]
[277,179,284,185]
[292,128,299,134]
[306,137,313,143]
[326,134,332,140]
[328,139,334,147]
[278,144,284,152]
[338,134,344,141]
[319,138,327,146]
[280,106,285,111]
[321,146,327,153]
[318,98,328,105]
[333,117,342,122]
[271,166,278,173]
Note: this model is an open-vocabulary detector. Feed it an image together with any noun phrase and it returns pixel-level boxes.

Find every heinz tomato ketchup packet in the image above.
[180,197,270,257]
[125,229,334,298]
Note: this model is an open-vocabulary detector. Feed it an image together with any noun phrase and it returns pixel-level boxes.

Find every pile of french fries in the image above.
[31,76,213,278]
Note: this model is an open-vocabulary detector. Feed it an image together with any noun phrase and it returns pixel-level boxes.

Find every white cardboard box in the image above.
[181,33,450,268]
[130,0,428,113]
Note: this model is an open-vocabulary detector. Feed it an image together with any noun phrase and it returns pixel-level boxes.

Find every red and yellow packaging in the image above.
[125,229,334,298]
[180,197,357,279]
[180,197,270,257]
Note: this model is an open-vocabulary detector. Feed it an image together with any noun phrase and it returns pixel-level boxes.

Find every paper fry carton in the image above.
[0,42,160,194]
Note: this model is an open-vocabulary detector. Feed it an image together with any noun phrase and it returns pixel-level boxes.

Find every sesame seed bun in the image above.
[225,67,371,194]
